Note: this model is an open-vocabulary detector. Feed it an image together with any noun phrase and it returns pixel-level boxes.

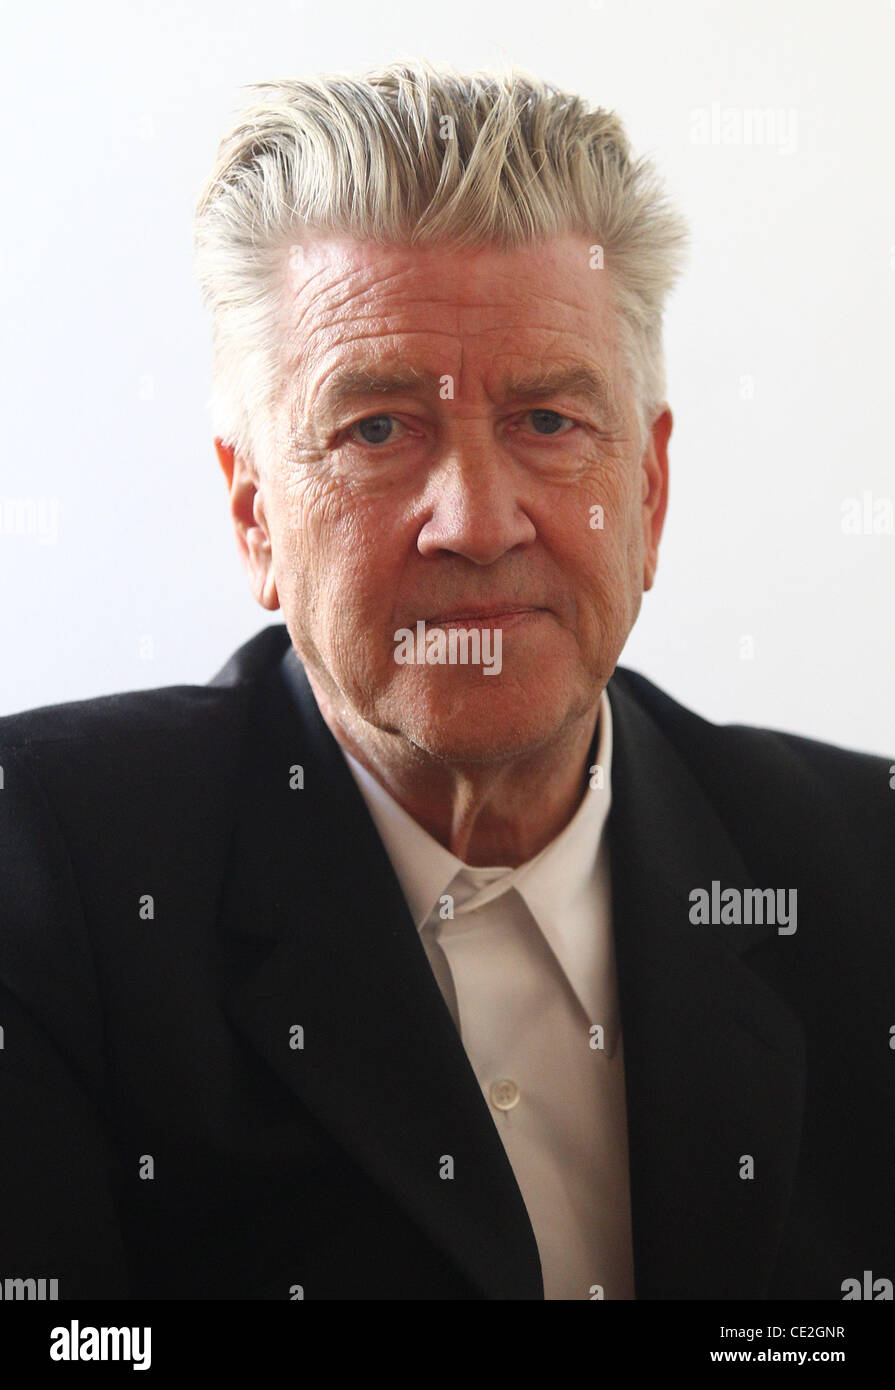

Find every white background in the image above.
[1,0,892,754]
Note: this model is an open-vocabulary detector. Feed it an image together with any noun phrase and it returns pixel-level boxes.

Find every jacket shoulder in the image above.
[611,665,893,784]
[0,651,264,858]
[610,665,894,871]
[0,683,242,756]
[0,623,291,763]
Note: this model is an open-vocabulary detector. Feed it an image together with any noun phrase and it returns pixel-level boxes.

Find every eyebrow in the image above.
[311,362,619,418]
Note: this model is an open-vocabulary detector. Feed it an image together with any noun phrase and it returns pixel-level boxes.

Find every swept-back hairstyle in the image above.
[195,57,689,466]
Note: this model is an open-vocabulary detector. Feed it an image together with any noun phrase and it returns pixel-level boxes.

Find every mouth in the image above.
[424,607,545,629]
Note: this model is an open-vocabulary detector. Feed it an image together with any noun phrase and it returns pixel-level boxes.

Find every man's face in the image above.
[219,233,670,762]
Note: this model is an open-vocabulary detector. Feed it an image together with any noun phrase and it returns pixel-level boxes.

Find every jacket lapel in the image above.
[606,674,806,1298]
[210,626,806,1300]
[212,630,544,1299]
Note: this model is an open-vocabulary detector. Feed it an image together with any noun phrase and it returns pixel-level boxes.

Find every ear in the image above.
[214,438,280,611]
[640,406,672,592]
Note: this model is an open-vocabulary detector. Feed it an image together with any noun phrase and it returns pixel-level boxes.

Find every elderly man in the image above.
[0,60,892,1303]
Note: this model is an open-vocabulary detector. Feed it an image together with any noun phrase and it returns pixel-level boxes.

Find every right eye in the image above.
[346,415,407,446]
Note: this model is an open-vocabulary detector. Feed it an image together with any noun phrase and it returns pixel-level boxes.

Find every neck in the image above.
[304,672,600,867]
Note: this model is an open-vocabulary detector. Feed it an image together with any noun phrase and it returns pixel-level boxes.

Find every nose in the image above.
[415,440,537,566]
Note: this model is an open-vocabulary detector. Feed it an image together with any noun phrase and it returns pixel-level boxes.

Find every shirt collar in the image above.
[339,688,613,934]
[338,691,617,1047]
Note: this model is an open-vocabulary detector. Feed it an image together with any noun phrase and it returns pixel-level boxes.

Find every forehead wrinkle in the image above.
[289,259,450,326]
[282,232,608,328]
[280,292,623,431]
[280,286,463,379]
[281,259,608,378]
[286,259,584,347]
[291,328,463,418]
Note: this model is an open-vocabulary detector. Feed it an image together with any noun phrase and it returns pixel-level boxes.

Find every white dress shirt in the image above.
[340,689,634,1300]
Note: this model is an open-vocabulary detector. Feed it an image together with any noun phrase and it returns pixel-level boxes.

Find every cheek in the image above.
[595,464,643,574]
[278,470,350,552]
[573,474,638,576]
[273,474,403,617]
[560,489,643,640]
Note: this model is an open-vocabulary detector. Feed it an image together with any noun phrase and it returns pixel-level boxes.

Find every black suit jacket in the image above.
[1,624,892,1299]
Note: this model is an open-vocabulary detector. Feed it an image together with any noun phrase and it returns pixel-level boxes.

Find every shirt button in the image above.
[490,1079,520,1111]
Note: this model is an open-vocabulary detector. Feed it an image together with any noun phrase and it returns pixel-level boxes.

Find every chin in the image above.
[384,675,578,764]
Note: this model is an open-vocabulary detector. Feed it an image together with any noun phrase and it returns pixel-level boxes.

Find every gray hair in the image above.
[194,57,689,467]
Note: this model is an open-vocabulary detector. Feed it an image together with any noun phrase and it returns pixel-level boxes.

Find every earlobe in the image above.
[246,493,281,612]
[257,569,281,612]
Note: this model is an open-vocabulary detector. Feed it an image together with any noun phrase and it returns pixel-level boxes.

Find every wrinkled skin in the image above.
[216,233,671,864]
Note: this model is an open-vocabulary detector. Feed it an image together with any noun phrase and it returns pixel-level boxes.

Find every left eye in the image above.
[525,410,574,436]
[348,415,406,446]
